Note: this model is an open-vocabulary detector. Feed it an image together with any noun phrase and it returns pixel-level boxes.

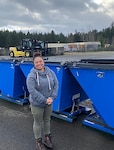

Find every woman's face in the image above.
[34,56,44,71]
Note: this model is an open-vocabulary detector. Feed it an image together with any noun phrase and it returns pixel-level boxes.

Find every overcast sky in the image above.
[0,0,114,35]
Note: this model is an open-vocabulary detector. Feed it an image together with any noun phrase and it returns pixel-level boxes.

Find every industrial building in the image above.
[48,42,101,53]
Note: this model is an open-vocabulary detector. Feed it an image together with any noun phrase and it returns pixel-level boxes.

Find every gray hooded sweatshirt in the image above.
[26,66,58,107]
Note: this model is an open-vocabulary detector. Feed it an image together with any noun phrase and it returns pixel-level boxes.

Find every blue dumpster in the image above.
[69,59,114,134]
[20,61,88,122]
[0,60,28,105]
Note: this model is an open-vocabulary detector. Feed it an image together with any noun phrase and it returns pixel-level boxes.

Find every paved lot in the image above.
[1,51,114,150]
[1,50,114,62]
[0,99,114,150]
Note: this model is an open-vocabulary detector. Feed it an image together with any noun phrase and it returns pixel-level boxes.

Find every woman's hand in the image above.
[46,97,53,105]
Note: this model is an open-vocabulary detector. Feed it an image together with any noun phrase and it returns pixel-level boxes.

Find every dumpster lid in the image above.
[20,60,71,66]
[80,59,114,64]
[70,59,114,70]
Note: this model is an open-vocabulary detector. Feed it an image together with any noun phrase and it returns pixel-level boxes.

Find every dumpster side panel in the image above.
[0,62,14,97]
[70,67,114,128]
[13,65,28,98]
[47,64,63,112]
[59,68,88,112]
[20,62,33,78]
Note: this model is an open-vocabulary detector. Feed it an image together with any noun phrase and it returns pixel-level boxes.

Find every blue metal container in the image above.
[69,59,114,134]
[20,61,88,121]
[0,60,28,104]
[45,62,88,112]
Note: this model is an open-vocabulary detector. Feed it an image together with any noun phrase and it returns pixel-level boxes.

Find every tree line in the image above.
[0,22,114,48]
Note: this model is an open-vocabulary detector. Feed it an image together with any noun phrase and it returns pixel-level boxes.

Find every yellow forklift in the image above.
[9,39,49,57]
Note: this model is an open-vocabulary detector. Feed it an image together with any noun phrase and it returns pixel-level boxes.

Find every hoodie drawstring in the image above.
[46,74,51,91]
[36,72,40,86]
[36,72,51,91]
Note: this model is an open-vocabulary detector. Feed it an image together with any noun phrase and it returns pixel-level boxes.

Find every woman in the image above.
[26,52,58,150]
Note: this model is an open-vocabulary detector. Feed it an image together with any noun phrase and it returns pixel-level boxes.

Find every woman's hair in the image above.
[33,52,43,61]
